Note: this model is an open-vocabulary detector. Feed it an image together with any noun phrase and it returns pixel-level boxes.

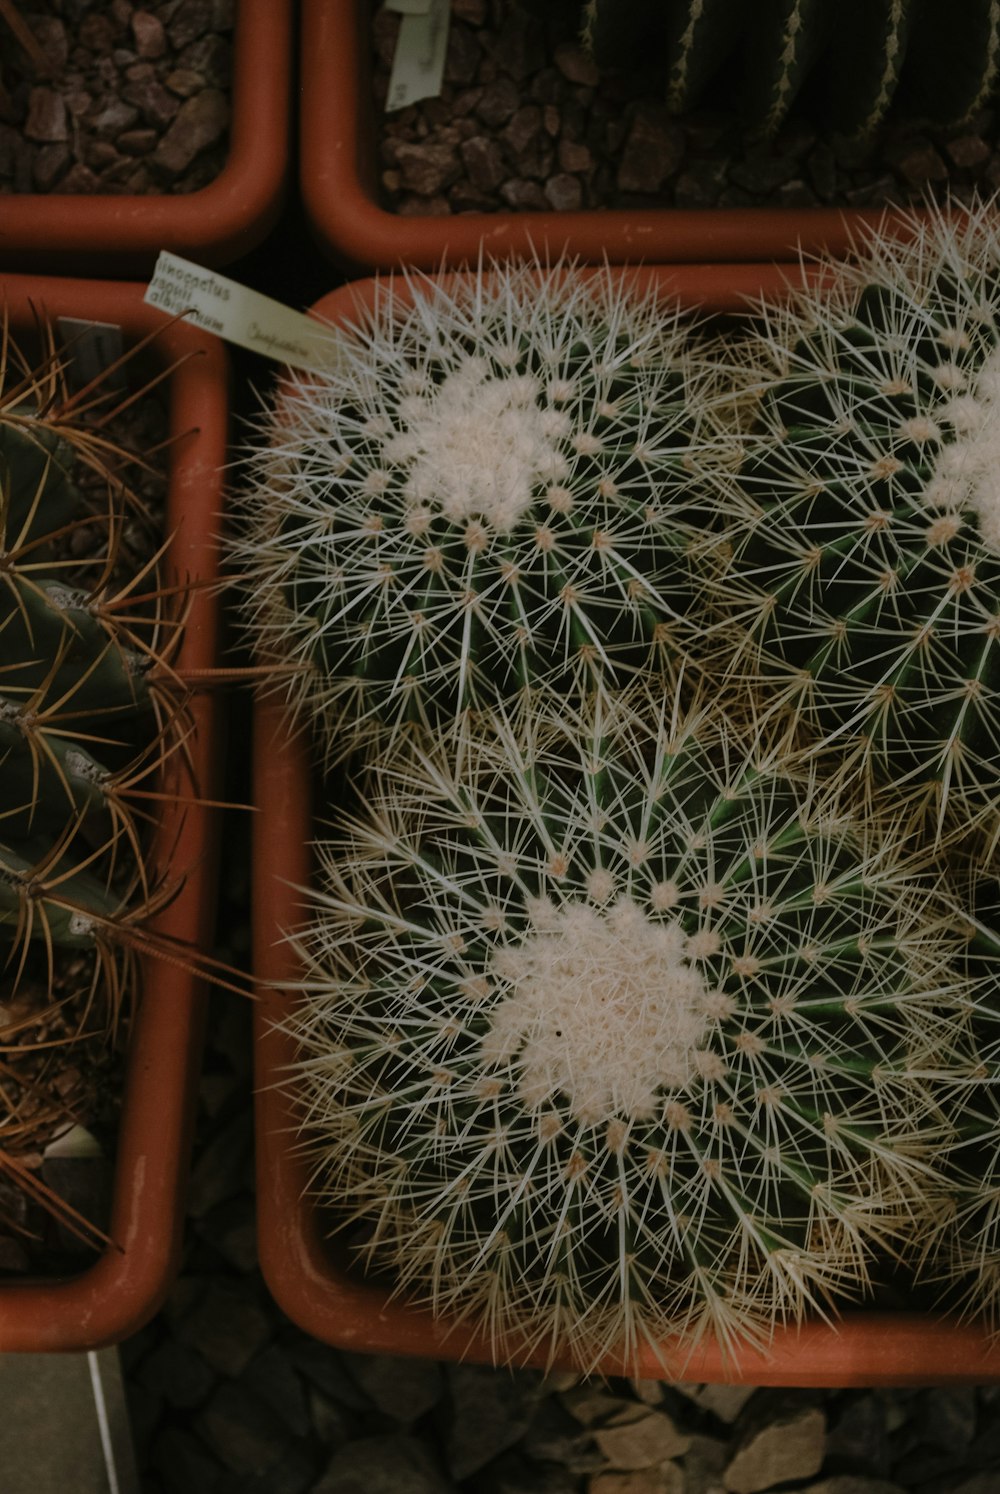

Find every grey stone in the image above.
[479,1451,579,1494]
[165,68,205,98]
[946,135,992,170]
[553,42,599,88]
[917,1385,978,1451]
[168,0,214,50]
[280,1337,371,1410]
[306,1385,353,1447]
[589,1470,685,1494]
[499,176,548,209]
[616,107,684,194]
[445,24,480,87]
[151,86,228,177]
[395,139,462,196]
[541,171,579,209]
[476,76,521,130]
[312,1435,452,1494]
[445,1363,542,1481]
[593,1411,691,1469]
[138,1339,216,1409]
[119,128,159,155]
[558,137,592,174]
[724,1405,826,1494]
[461,134,505,192]
[225,1439,320,1494]
[150,1426,222,1494]
[175,1280,272,1377]
[31,142,70,189]
[825,1394,890,1475]
[453,0,488,22]
[186,1111,252,1219]
[345,1352,444,1423]
[240,1345,313,1437]
[89,98,141,138]
[794,1482,905,1494]
[502,103,543,157]
[683,1432,729,1494]
[123,75,182,129]
[199,1192,258,1273]
[24,88,67,143]
[25,16,69,72]
[132,10,166,58]
[196,1381,289,1479]
[522,1396,604,1471]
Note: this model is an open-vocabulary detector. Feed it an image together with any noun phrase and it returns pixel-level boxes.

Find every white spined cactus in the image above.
[233,262,728,761]
[284,682,966,1371]
[706,197,1000,848]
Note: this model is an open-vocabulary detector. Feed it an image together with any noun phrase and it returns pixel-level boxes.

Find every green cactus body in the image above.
[662,0,746,116]
[916,877,1000,1326]
[902,0,1000,129]
[0,840,121,950]
[816,0,911,141]
[714,202,1000,835]
[236,266,723,759]
[742,0,832,138]
[581,0,668,71]
[287,687,959,1368]
[0,381,170,997]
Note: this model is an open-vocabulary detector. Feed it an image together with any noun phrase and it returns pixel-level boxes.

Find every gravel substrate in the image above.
[0,0,233,196]
[373,0,1000,219]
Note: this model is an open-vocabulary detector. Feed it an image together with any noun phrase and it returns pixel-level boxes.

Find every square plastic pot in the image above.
[0,273,227,1351]
[0,0,292,276]
[300,0,908,274]
[251,264,1000,1383]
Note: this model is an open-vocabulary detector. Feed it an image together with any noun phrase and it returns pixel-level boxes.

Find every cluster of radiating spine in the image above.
[240,202,1000,1364]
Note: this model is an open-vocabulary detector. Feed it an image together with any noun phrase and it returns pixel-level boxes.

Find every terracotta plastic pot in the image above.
[300,0,908,274]
[252,265,1000,1383]
[0,0,291,276]
[0,274,226,1351]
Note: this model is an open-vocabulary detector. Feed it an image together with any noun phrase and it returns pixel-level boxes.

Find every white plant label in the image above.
[385,0,450,112]
[144,251,342,372]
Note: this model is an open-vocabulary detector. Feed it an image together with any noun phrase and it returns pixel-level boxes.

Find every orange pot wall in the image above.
[301,0,905,274]
[0,275,227,1350]
[0,0,291,276]
[252,266,1000,1384]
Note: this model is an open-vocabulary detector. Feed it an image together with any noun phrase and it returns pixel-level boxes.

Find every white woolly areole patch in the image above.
[481,898,710,1126]
[924,345,1000,553]
[381,356,568,534]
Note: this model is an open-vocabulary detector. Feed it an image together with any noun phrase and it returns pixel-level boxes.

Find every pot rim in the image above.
[0,0,292,274]
[301,0,922,274]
